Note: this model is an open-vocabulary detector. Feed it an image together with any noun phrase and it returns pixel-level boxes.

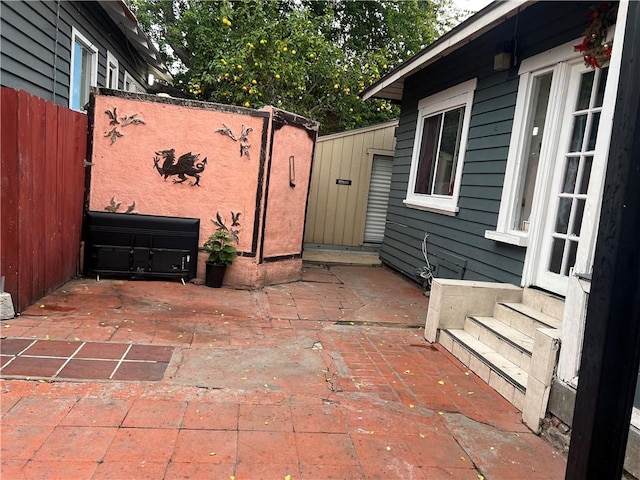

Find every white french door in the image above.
[533,64,609,296]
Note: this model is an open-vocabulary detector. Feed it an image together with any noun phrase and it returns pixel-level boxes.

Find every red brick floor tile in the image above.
[1,356,66,377]
[1,425,55,460]
[75,342,129,359]
[238,404,293,431]
[0,338,35,355]
[1,355,12,367]
[0,459,28,478]
[60,397,132,427]
[351,434,423,479]
[57,359,118,380]
[121,399,186,428]
[152,330,194,345]
[125,344,174,361]
[181,402,239,430]
[32,426,117,461]
[103,428,178,462]
[236,431,297,464]
[234,462,301,480]
[1,327,39,338]
[269,305,299,318]
[111,361,169,381]
[20,460,99,479]
[444,414,567,479]
[109,328,156,344]
[0,394,20,416]
[171,430,237,464]
[21,340,81,357]
[403,431,470,469]
[420,466,484,479]
[1,397,75,426]
[300,463,366,479]
[164,462,235,479]
[92,461,169,480]
[290,402,347,433]
[295,432,359,466]
[270,318,293,328]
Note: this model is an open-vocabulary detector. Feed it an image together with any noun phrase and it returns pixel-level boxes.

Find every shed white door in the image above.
[363,154,393,244]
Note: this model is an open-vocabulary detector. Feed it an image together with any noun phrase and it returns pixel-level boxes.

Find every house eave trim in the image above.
[362,0,533,101]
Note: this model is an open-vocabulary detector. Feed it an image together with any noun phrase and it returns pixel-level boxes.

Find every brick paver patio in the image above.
[0,265,566,479]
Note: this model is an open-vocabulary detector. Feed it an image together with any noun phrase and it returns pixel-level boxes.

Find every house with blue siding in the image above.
[0,0,170,110]
[364,1,639,472]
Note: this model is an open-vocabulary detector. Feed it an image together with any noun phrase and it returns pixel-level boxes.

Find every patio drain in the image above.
[0,338,173,382]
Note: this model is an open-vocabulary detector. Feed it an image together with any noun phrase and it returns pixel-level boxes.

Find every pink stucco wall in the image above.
[263,123,315,259]
[89,92,316,287]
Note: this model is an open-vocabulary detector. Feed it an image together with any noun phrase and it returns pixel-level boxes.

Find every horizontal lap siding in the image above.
[380,1,588,286]
[0,1,149,106]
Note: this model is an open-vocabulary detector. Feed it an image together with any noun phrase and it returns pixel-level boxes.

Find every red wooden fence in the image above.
[1,88,87,313]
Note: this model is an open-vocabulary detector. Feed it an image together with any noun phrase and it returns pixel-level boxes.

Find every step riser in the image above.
[521,288,565,320]
[440,330,525,410]
[464,318,531,371]
[493,304,548,338]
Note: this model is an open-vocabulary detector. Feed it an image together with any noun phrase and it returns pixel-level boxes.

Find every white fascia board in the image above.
[363,0,532,101]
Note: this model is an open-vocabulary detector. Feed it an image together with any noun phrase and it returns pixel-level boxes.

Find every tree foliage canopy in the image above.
[131,0,459,134]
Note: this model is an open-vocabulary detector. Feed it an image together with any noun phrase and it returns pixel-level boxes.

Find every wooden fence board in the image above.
[0,89,20,302]
[0,88,87,313]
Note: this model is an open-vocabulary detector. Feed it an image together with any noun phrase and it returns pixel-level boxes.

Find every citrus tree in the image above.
[131,0,458,134]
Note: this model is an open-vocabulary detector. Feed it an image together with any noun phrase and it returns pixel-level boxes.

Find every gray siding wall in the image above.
[382,1,592,285]
[1,1,149,106]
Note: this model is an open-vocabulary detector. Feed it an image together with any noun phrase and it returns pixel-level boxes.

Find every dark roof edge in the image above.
[362,1,534,101]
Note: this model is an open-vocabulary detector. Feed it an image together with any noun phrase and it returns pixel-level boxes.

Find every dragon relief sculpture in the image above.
[153,148,207,186]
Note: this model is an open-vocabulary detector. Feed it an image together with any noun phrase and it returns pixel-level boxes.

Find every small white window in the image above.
[404,79,476,214]
[123,71,144,93]
[69,27,98,111]
[106,51,119,89]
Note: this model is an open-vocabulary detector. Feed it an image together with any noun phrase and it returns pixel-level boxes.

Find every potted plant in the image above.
[202,229,237,288]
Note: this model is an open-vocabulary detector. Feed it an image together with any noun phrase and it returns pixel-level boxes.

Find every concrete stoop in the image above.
[425,279,563,432]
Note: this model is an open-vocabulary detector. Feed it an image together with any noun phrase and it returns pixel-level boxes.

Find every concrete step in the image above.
[465,316,533,370]
[440,329,527,410]
[494,302,562,338]
[521,288,565,321]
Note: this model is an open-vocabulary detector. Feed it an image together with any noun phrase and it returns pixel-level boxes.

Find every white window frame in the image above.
[69,27,98,111]
[123,71,144,93]
[404,78,476,215]
[485,38,601,247]
[106,50,119,89]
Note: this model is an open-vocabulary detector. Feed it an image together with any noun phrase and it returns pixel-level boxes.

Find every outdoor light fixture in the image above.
[494,41,513,71]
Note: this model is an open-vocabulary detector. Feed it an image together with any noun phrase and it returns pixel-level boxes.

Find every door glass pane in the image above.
[555,198,572,234]
[550,238,565,274]
[570,115,587,152]
[572,199,586,236]
[576,70,595,110]
[565,241,578,275]
[562,157,579,193]
[433,107,464,196]
[515,73,552,231]
[580,156,593,194]
[595,67,609,108]
[414,115,442,195]
[587,112,600,151]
